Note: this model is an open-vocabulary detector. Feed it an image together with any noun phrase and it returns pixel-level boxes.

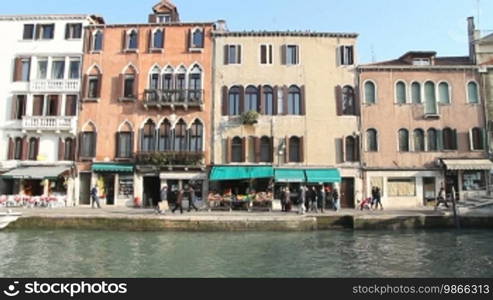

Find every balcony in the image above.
[135,151,205,167]
[30,79,80,92]
[143,89,204,111]
[22,116,77,133]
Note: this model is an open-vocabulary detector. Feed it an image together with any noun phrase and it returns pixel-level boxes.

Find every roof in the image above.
[212,31,358,38]
[87,21,215,28]
[0,14,104,23]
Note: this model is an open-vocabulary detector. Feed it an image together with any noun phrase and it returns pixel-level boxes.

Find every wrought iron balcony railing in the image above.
[143,89,204,110]
[135,151,205,167]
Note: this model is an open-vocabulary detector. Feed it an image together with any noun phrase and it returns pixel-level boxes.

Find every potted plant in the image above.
[241,110,259,125]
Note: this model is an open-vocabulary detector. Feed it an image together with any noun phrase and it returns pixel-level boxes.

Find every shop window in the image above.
[387,178,416,197]
[462,171,485,191]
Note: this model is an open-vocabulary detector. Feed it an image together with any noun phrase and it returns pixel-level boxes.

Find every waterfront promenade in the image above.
[4,206,493,231]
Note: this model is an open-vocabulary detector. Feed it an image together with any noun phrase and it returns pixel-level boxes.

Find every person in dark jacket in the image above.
[317,186,326,213]
[187,185,199,212]
[90,185,101,209]
[374,187,383,210]
[282,187,291,212]
[310,186,318,212]
[298,186,306,215]
[172,189,184,214]
[333,188,340,212]
[305,186,312,212]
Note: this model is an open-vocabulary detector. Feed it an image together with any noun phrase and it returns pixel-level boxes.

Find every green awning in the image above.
[210,166,274,181]
[305,169,341,183]
[275,169,306,183]
[92,163,134,173]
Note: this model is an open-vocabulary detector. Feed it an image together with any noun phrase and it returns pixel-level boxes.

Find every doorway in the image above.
[79,173,91,205]
[423,177,436,205]
[143,177,160,208]
[102,175,115,205]
[445,171,460,201]
[340,177,355,208]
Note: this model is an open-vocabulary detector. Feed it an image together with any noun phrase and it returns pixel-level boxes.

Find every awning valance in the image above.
[442,159,493,171]
[92,163,134,173]
[275,169,306,183]
[1,166,70,180]
[305,169,341,183]
[210,166,274,181]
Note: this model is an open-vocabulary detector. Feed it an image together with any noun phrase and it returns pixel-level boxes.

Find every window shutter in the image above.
[341,136,346,163]
[254,137,260,163]
[481,128,487,150]
[35,24,41,39]
[134,74,139,100]
[283,85,289,115]
[7,138,14,160]
[116,132,121,158]
[239,85,245,114]
[349,46,354,65]
[237,45,242,64]
[82,74,88,99]
[86,30,92,53]
[437,130,443,151]
[222,86,228,116]
[300,136,305,163]
[469,129,473,151]
[226,137,232,164]
[285,136,290,163]
[241,137,246,162]
[68,138,75,161]
[65,24,70,39]
[92,132,98,158]
[35,137,40,159]
[355,135,360,161]
[13,57,22,82]
[335,85,343,116]
[162,29,166,49]
[224,45,229,65]
[11,97,18,120]
[452,129,458,150]
[301,85,306,115]
[118,74,124,98]
[77,133,82,159]
[58,138,65,161]
[354,86,361,116]
[281,45,287,65]
[148,29,153,51]
[96,74,103,98]
[148,15,157,23]
[56,96,62,116]
[259,85,265,114]
[273,86,278,115]
[21,137,28,160]
[269,137,274,163]
[122,30,127,51]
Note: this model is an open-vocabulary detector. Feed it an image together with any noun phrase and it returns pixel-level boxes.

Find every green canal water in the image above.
[0,229,492,278]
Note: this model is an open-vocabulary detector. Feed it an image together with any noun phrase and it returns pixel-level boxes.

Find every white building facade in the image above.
[0,15,103,205]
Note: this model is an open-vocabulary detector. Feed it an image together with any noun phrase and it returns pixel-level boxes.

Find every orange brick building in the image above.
[76,0,215,206]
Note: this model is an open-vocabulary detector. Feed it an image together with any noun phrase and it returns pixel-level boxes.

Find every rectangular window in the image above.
[51,60,65,80]
[14,95,27,120]
[118,132,133,158]
[226,45,241,64]
[69,59,80,79]
[286,45,299,65]
[32,95,45,116]
[339,45,354,65]
[21,59,31,81]
[412,58,431,66]
[260,44,273,65]
[81,133,96,158]
[47,95,59,116]
[88,76,100,99]
[39,24,55,40]
[37,60,48,79]
[23,24,35,40]
[65,95,77,116]
[387,178,416,197]
[157,15,171,23]
[65,23,82,39]
[124,75,135,98]
[462,171,486,191]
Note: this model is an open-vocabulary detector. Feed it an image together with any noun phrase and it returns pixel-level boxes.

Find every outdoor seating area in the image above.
[208,191,273,212]
[0,195,66,208]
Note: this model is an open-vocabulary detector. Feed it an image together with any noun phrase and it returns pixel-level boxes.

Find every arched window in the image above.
[342,86,356,115]
[149,66,161,90]
[127,29,138,50]
[188,65,202,102]
[80,123,97,158]
[245,86,259,112]
[231,137,243,163]
[289,137,301,163]
[413,129,425,152]
[14,137,23,160]
[64,138,75,161]
[175,66,187,101]
[364,81,376,104]
[398,129,409,152]
[152,29,164,49]
[141,120,156,153]
[424,81,437,115]
[395,81,406,104]
[117,122,133,159]
[468,81,480,104]
[190,120,203,152]
[28,137,39,160]
[443,128,456,150]
[228,86,241,116]
[438,82,450,104]
[93,30,103,51]
[162,66,174,91]
[411,82,421,104]
[260,137,272,162]
[427,128,438,152]
[191,28,204,48]
[87,66,102,99]
[263,86,274,115]
[158,120,172,151]
[345,136,357,161]
[471,127,485,150]
[173,119,187,152]
[366,129,378,152]
[288,85,301,115]
[122,65,137,99]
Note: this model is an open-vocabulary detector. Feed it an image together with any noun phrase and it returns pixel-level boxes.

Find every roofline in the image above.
[358,65,478,71]
[0,14,103,21]
[212,31,358,38]
[87,21,216,28]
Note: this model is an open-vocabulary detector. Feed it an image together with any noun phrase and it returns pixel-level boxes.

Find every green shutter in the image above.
[437,130,443,151]
[424,82,437,114]
[411,82,421,104]
[365,82,375,104]
[468,82,479,104]
[396,82,406,104]
[438,82,450,104]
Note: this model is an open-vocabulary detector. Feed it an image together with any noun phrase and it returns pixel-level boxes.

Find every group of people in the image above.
[156,184,199,214]
[281,185,340,214]
[359,186,383,211]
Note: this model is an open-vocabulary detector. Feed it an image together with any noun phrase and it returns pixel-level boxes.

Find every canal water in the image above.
[0,229,492,278]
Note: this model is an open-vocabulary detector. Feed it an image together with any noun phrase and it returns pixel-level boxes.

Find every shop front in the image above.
[91,163,134,207]
[441,159,493,201]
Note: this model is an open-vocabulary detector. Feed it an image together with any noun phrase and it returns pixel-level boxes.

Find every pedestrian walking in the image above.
[374,187,383,210]
[282,187,291,212]
[299,186,306,215]
[371,186,377,210]
[317,186,326,213]
[311,186,318,212]
[332,188,340,212]
[157,185,168,214]
[305,186,312,212]
[187,185,199,212]
[172,189,184,214]
[435,187,449,211]
[90,185,101,209]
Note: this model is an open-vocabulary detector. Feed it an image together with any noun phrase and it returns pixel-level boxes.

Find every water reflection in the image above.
[0,230,492,278]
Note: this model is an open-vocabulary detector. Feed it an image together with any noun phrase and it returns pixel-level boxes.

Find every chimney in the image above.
[214,20,228,33]
[468,17,477,64]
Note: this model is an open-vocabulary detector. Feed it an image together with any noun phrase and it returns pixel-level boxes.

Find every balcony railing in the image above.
[143,89,204,110]
[22,116,77,132]
[30,79,80,92]
[135,151,205,167]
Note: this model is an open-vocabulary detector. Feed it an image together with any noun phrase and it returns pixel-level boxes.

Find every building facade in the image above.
[0,14,103,205]
[359,50,491,208]
[76,0,215,207]
[211,31,361,208]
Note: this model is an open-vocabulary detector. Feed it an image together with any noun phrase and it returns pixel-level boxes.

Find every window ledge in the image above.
[118,97,137,102]
[149,48,164,53]
[90,50,102,54]
[123,49,139,53]
[189,48,204,53]
[79,157,95,162]
[83,98,100,103]
[65,38,82,41]
[115,157,133,162]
